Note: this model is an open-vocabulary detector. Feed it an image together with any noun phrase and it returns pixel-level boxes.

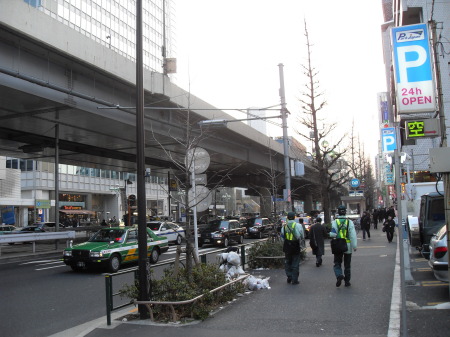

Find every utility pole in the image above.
[278,64,292,212]
[136,0,149,319]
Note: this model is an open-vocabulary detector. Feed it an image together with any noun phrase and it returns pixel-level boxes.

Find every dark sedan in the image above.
[245,217,274,239]
[199,219,245,247]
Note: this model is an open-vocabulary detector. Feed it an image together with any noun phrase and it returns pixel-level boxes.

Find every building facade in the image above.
[1,0,176,226]
[378,0,450,206]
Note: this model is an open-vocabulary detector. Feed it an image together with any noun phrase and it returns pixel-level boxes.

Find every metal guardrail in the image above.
[0,231,76,256]
[104,240,261,325]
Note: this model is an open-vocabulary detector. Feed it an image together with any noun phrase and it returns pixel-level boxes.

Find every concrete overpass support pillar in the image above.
[259,188,272,217]
[304,194,313,214]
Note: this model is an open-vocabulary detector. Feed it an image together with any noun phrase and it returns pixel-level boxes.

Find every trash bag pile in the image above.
[245,275,270,290]
[217,247,270,290]
[218,248,245,280]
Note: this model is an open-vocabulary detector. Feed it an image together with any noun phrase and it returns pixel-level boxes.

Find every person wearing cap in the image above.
[281,211,304,285]
[330,205,357,287]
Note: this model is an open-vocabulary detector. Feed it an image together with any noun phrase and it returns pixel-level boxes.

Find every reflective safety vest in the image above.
[336,219,350,243]
[284,221,297,241]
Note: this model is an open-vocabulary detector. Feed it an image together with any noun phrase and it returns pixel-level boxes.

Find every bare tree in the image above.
[294,20,350,224]
[150,96,240,279]
[347,126,376,210]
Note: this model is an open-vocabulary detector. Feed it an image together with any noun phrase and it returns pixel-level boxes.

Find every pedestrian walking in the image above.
[330,205,357,287]
[281,211,304,285]
[386,206,396,220]
[372,209,379,229]
[309,217,328,267]
[382,215,396,243]
[360,211,371,240]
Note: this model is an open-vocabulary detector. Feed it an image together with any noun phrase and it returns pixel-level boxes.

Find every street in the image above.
[1,231,449,337]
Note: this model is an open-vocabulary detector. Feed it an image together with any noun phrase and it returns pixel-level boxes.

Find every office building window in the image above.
[24,0,41,8]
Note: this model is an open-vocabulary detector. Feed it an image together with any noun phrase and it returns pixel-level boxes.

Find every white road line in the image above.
[387,235,401,337]
[35,264,68,271]
[20,259,61,265]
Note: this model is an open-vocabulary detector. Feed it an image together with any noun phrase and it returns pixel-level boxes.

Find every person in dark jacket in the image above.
[386,206,396,220]
[372,209,379,229]
[383,215,396,243]
[309,217,328,267]
[360,211,371,240]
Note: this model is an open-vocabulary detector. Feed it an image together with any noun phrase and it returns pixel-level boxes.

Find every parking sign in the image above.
[381,127,397,153]
[391,23,436,113]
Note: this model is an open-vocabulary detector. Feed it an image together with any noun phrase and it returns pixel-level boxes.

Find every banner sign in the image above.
[1,206,15,224]
[391,23,436,113]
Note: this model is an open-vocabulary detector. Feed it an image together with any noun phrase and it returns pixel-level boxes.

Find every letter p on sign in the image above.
[381,127,397,153]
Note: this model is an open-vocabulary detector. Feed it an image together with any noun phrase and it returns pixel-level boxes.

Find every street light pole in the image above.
[278,64,292,212]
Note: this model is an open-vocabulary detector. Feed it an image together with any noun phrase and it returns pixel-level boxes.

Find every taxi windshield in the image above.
[90,229,126,243]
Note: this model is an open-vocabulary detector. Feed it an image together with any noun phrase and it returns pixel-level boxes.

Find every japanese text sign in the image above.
[391,24,436,113]
[405,118,440,139]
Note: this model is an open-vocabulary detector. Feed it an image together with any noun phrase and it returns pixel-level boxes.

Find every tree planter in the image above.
[134,274,249,322]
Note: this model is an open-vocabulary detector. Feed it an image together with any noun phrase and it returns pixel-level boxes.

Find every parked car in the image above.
[0,225,16,234]
[62,226,169,272]
[12,226,46,233]
[146,221,185,245]
[245,217,274,239]
[199,219,245,247]
[32,222,65,230]
[428,224,448,282]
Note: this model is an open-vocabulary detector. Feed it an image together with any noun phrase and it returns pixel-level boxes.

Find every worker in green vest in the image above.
[281,211,304,285]
[330,205,358,287]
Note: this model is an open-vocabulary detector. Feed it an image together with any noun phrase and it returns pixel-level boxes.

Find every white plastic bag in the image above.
[226,251,241,266]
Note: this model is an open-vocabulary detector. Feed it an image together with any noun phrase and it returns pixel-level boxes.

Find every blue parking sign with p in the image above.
[382,127,397,153]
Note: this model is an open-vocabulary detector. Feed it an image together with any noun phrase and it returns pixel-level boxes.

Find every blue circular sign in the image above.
[350,178,360,188]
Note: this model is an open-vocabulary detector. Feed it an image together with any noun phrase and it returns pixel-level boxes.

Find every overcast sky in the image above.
[172,0,387,159]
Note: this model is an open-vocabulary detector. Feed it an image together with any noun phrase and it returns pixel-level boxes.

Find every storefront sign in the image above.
[391,23,436,113]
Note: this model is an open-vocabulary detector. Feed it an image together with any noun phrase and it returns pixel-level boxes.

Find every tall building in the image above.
[0,0,176,226]
[24,0,175,73]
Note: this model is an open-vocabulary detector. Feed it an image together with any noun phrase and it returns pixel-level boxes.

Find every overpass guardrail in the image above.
[0,231,76,256]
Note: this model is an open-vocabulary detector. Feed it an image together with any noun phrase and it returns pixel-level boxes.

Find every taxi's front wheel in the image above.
[150,248,159,263]
[108,254,121,273]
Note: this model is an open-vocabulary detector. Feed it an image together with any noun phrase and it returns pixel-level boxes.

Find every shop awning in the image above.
[59,210,96,215]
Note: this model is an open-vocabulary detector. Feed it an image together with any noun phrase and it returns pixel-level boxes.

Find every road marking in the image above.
[421,281,448,287]
[358,246,386,248]
[427,302,446,306]
[387,236,400,337]
[35,264,67,271]
[415,267,430,272]
[20,259,60,265]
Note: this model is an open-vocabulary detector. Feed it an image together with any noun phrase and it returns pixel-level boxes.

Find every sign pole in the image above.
[394,127,408,337]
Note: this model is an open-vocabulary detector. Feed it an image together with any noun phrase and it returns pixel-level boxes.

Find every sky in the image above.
[172,0,387,159]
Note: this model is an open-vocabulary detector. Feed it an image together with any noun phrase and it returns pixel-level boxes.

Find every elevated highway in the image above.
[0,5,318,203]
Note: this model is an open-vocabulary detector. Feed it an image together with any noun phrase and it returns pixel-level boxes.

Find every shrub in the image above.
[119,263,245,322]
[247,239,307,269]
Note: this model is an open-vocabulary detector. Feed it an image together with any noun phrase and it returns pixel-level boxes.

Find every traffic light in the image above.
[128,194,136,207]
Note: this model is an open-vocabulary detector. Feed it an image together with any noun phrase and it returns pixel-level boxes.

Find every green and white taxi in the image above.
[62,226,169,272]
